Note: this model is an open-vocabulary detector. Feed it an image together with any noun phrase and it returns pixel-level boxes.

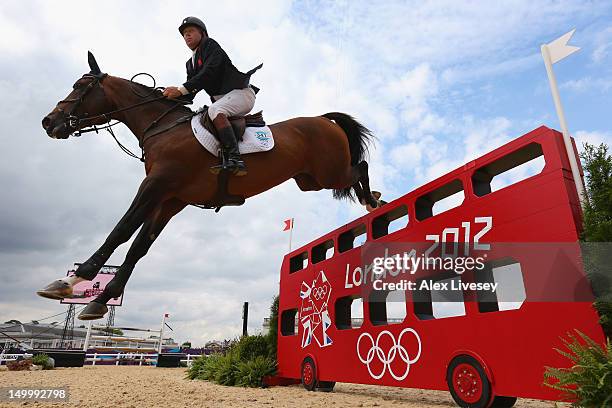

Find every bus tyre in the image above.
[301,357,317,391]
[490,396,517,407]
[446,355,493,408]
[317,381,336,392]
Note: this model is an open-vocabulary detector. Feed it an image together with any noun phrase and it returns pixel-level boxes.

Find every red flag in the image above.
[283,218,293,231]
[164,313,169,318]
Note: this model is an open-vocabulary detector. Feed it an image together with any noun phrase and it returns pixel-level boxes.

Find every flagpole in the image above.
[541,33,586,210]
[157,312,167,354]
[288,218,294,252]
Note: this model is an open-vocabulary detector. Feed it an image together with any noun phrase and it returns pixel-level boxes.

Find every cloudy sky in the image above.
[1,0,610,346]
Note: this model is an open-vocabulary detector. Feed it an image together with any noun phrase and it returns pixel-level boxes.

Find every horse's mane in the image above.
[118,76,194,114]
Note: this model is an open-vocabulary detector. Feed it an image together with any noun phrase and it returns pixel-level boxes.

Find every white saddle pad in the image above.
[191,113,274,157]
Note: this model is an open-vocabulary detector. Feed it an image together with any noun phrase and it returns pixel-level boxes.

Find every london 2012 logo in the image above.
[299,270,333,348]
[356,328,422,381]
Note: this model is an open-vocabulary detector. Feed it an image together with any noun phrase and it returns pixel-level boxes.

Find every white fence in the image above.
[0,353,199,367]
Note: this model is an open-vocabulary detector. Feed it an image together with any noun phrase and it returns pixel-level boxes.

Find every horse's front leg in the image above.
[36,175,170,300]
[78,197,187,320]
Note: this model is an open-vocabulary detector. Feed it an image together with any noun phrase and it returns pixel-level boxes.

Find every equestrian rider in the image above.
[163,17,262,176]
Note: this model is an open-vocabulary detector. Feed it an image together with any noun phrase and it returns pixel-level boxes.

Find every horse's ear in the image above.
[87,51,102,75]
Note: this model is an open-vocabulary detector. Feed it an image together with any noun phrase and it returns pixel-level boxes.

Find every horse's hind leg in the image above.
[356,161,378,208]
[78,198,187,320]
[352,180,366,205]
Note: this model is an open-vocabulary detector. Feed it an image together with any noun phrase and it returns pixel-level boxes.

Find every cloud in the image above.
[591,26,612,63]
[574,130,612,149]
[560,76,612,93]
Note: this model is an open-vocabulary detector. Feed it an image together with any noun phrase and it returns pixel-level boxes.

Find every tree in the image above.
[580,143,612,339]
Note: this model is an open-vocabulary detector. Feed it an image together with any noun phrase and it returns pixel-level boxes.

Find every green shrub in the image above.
[32,354,53,370]
[235,356,277,387]
[186,353,224,381]
[268,295,279,359]
[544,330,612,407]
[187,295,280,387]
[235,334,270,361]
[214,348,240,386]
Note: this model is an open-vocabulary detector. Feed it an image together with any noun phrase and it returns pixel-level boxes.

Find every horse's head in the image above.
[42,52,115,139]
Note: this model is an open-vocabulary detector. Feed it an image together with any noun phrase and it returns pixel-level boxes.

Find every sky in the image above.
[0,0,610,346]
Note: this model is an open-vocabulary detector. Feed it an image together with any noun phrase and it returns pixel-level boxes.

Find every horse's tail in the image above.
[322,112,374,201]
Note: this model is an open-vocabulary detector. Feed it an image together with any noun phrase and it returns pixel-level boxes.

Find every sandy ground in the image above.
[0,366,568,408]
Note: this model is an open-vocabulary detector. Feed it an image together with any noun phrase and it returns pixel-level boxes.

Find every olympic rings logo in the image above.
[312,285,327,300]
[356,328,422,381]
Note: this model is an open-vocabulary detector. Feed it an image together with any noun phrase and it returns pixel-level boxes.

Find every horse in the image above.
[38,52,381,320]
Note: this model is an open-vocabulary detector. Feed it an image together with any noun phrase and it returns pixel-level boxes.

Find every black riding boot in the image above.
[210,126,247,176]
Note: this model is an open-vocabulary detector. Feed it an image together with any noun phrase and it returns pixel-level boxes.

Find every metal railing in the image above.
[0,353,200,367]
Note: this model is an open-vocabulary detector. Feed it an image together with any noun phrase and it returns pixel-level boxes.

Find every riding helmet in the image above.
[179,16,208,36]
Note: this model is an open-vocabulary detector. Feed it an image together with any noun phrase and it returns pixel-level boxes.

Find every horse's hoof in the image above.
[78,302,108,320]
[36,279,73,300]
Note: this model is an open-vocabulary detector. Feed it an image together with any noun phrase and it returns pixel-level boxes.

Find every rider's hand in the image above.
[163,87,182,99]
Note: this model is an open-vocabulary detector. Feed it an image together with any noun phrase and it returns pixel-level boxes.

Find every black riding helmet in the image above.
[179,16,207,36]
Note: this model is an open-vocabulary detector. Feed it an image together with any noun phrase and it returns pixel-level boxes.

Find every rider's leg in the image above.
[210,113,247,175]
[208,88,256,176]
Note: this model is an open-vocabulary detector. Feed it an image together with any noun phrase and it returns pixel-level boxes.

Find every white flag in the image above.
[546,29,580,64]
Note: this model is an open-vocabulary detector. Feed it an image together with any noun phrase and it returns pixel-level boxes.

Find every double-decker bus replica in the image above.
[274,126,606,408]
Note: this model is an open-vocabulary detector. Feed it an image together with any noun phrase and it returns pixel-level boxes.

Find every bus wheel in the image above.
[317,381,336,392]
[446,355,493,408]
[490,396,517,407]
[301,357,317,391]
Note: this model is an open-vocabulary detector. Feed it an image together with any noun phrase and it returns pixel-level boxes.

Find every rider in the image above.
[163,16,262,176]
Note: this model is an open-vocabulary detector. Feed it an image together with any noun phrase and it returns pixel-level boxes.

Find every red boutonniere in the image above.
[198,58,203,66]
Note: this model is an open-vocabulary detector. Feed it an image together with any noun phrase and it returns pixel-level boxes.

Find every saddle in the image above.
[199,107,266,141]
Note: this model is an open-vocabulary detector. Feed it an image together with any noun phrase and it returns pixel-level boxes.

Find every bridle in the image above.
[56,72,189,162]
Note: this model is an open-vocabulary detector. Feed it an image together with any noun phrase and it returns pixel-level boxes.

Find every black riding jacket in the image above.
[182,37,261,103]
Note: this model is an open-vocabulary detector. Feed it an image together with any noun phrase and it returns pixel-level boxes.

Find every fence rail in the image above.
[0,353,199,367]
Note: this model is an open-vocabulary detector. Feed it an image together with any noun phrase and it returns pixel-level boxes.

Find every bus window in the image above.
[289,251,309,273]
[413,274,466,320]
[415,179,464,221]
[368,289,407,326]
[472,142,544,196]
[476,259,526,313]
[372,205,409,239]
[280,308,298,336]
[335,295,364,330]
[338,224,367,253]
[312,239,334,264]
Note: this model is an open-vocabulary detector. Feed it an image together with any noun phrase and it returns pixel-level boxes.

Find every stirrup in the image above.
[210,149,229,175]
[229,157,248,176]
[209,159,247,175]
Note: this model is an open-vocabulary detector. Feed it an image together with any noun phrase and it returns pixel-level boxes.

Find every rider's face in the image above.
[183,26,202,50]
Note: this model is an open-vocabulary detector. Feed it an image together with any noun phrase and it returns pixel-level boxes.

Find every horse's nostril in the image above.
[42,116,51,130]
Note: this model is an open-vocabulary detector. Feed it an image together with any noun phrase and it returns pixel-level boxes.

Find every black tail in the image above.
[322,112,375,201]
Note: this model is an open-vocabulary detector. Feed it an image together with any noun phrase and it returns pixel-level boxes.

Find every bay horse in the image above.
[38,52,380,320]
